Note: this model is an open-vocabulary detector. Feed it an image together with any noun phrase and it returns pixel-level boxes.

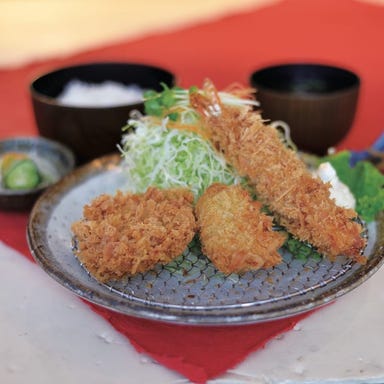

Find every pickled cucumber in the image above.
[1,153,41,190]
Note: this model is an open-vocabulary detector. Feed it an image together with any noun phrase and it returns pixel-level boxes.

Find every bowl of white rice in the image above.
[30,62,175,164]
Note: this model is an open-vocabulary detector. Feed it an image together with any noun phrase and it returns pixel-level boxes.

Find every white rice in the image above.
[56,79,145,107]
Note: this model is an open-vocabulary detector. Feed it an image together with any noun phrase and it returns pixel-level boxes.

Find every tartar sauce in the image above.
[313,162,356,209]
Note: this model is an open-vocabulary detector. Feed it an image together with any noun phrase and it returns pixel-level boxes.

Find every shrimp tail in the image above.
[189,79,222,118]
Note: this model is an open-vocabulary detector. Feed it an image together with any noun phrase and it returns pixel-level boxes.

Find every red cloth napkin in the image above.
[1,0,384,382]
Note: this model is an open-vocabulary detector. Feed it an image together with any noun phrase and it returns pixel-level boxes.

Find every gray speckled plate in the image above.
[27,154,384,325]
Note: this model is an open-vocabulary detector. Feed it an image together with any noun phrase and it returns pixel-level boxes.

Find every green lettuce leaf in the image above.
[322,150,384,222]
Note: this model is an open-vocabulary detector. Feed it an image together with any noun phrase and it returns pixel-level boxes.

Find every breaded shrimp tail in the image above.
[71,187,197,282]
[190,80,366,263]
[195,183,286,274]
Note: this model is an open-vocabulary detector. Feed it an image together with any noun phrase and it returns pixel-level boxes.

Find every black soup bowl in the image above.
[30,62,175,164]
[250,63,360,155]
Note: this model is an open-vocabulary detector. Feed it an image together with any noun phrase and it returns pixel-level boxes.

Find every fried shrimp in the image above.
[190,80,366,263]
[195,183,286,274]
[71,187,196,282]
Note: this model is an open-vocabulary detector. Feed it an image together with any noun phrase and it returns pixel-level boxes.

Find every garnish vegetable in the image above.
[1,152,41,190]
[120,118,241,199]
[322,151,384,223]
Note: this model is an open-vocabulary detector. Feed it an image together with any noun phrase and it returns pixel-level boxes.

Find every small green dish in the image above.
[0,136,75,211]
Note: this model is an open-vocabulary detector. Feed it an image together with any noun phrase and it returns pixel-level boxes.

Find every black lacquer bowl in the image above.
[30,62,175,164]
[250,63,360,155]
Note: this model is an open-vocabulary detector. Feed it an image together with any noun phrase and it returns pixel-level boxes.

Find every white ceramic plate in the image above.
[27,155,384,325]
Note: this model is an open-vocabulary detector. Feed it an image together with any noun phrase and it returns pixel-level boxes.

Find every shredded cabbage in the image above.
[120,118,241,198]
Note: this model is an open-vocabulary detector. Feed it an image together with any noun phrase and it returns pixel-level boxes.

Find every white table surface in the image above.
[1,239,384,384]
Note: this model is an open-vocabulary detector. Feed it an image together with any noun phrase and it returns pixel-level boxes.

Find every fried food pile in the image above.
[71,187,196,282]
[73,182,287,281]
[190,80,367,264]
[72,80,368,283]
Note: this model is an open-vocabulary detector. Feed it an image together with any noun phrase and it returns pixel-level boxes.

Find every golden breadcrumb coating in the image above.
[71,187,196,282]
[195,183,286,274]
[190,81,366,263]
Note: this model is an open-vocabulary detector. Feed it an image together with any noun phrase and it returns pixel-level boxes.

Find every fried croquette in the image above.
[195,183,287,274]
[71,187,196,282]
[190,80,366,263]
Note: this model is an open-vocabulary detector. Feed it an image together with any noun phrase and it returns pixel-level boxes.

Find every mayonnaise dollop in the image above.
[313,162,356,209]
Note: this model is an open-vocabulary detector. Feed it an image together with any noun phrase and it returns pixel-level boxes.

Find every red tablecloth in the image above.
[1,0,384,382]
